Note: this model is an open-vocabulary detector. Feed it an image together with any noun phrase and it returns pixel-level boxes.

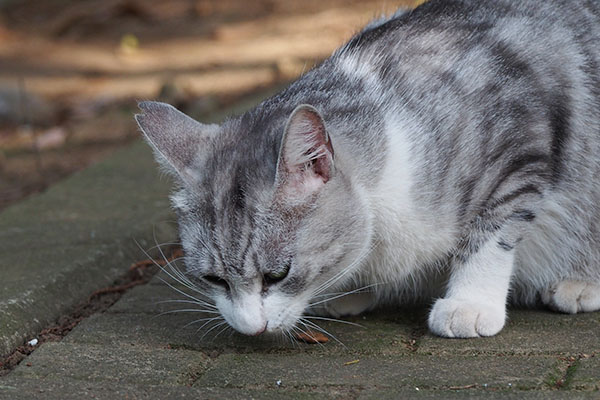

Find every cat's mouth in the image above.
[247,321,329,344]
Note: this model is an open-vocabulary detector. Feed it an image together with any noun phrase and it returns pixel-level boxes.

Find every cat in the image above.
[135,0,600,339]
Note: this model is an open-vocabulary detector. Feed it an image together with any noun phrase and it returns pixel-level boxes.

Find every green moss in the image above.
[560,361,579,390]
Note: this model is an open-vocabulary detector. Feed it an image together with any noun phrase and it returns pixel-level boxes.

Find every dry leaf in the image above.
[294,330,329,344]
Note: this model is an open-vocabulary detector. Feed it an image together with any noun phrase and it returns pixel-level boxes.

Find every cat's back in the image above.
[257,0,600,192]
[336,0,600,93]
[344,0,600,51]
[334,0,600,186]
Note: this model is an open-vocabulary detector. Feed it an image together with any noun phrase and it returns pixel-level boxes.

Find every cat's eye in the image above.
[264,261,291,285]
[202,274,229,290]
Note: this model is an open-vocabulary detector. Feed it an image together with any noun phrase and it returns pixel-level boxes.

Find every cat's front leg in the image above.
[428,233,515,338]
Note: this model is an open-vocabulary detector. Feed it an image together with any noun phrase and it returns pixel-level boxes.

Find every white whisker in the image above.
[310,283,383,307]
[303,315,364,328]
[145,242,182,252]
[290,324,323,348]
[194,317,224,333]
[200,321,229,340]
[149,232,204,293]
[212,324,231,340]
[153,308,221,318]
[179,316,223,331]
[300,318,346,348]
[283,329,298,347]
[135,239,200,293]
[156,275,216,310]
[134,239,215,306]
[155,299,217,309]
[294,321,327,348]
[314,240,379,296]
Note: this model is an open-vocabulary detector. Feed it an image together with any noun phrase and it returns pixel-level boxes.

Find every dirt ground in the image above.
[0,0,419,211]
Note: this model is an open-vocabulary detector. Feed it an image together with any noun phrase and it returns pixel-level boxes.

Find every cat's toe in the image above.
[578,283,600,312]
[428,298,505,338]
[542,281,600,314]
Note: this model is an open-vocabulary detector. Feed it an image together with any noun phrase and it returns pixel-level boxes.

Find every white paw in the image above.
[322,292,374,318]
[541,281,600,314]
[428,298,506,338]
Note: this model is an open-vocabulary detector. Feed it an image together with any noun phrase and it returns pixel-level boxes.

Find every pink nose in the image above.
[250,323,268,336]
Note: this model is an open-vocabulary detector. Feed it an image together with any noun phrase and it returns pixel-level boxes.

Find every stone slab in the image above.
[418,309,600,356]
[194,353,557,391]
[7,341,209,386]
[0,378,330,400]
[0,141,177,356]
[2,378,595,400]
[358,389,599,400]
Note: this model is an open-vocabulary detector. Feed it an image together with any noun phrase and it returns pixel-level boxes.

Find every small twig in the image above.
[448,384,477,390]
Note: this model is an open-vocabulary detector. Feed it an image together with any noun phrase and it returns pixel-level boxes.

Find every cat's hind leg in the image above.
[323,291,375,318]
[541,280,600,314]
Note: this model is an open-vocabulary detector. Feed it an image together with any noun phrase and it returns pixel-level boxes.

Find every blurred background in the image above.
[0,0,420,211]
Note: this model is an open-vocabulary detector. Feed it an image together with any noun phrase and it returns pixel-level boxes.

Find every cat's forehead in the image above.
[174,168,276,250]
[201,118,280,183]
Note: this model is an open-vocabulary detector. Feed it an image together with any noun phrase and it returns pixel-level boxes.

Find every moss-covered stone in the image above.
[8,341,209,386]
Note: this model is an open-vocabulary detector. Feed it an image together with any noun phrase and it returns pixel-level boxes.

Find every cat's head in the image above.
[135,101,372,336]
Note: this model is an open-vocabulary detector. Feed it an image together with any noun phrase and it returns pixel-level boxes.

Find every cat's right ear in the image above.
[135,101,217,183]
[275,104,334,199]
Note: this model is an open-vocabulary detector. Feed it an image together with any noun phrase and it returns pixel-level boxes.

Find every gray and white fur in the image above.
[136,0,600,338]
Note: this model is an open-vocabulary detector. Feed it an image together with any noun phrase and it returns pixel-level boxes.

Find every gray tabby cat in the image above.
[135,0,600,338]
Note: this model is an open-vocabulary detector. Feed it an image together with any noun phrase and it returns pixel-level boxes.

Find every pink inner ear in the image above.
[306,144,332,183]
[282,150,332,199]
[278,105,334,198]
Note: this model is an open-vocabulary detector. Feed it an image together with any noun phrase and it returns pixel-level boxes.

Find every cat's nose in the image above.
[251,322,269,336]
[228,293,266,335]
[250,322,268,336]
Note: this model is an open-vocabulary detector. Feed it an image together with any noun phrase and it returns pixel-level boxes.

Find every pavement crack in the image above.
[0,247,180,377]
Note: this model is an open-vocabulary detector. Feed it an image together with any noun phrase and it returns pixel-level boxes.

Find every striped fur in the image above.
[137,0,600,338]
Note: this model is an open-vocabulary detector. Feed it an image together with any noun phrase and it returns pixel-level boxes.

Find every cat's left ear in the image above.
[276,104,334,198]
[135,101,218,183]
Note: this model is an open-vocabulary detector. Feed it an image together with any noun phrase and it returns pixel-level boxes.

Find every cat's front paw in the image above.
[428,298,506,338]
[541,280,600,314]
